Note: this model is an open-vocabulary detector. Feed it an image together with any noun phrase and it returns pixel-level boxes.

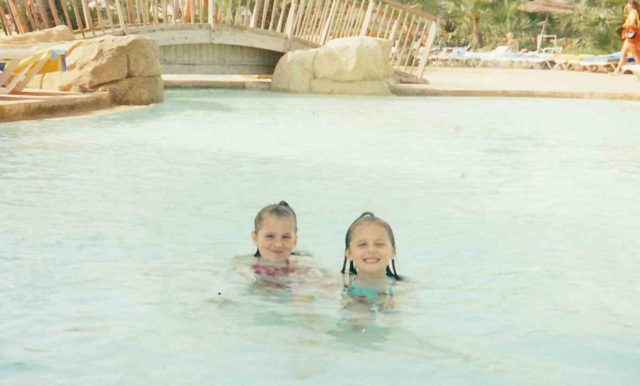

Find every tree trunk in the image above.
[471,14,482,49]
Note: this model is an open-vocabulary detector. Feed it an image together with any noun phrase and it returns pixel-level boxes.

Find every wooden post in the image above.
[299,0,319,40]
[389,12,403,41]
[416,20,437,78]
[316,0,331,43]
[250,0,262,28]
[114,0,128,33]
[153,0,159,24]
[275,0,284,32]
[319,0,336,44]
[208,0,215,29]
[80,0,95,34]
[36,0,52,28]
[384,8,395,38]
[0,3,9,34]
[285,0,295,38]
[352,0,365,35]
[46,0,62,25]
[94,0,106,32]
[376,4,387,37]
[69,0,84,33]
[6,0,27,34]
[104,0,115,31]
[359,0,374,36]
[260,0,269,29]
[268,0,278,31]
[172,0,178,23]
[331,0,346,38]
[292,0,304,34]
[57,0,72,28]
[338,0,354,37]
[126,0,135,24]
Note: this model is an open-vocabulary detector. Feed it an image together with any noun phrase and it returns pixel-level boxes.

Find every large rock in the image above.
[0,25,75,45]
[27,34,164,105]
[100,76,165,105]
[272,37,394,96]
[314,37,393,82]
[271,49,318,93]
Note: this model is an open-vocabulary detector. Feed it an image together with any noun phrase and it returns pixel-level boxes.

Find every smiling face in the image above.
[252,214,297,262]
[346,222,395,278]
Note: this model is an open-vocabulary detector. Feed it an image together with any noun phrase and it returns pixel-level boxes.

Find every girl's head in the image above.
[628,0,638,11]
[252,201,298,261]
[341,212,399,280]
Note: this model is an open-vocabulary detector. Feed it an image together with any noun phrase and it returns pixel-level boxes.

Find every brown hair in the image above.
[254,200,297,232]
[253,201,297,257]
[341,212,400,280]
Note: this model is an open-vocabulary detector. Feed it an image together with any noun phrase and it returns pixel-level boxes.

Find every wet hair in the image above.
[253,200,297,257]
[340,212,401,280]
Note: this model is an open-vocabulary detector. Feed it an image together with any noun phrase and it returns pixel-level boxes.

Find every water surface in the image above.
[1,90,639,385]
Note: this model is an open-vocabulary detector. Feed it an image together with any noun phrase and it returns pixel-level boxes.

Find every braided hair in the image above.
[341,212,400,280]
[253,201,297,258]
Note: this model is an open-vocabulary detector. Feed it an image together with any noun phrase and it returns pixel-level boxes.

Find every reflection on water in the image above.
[1,90,640,385]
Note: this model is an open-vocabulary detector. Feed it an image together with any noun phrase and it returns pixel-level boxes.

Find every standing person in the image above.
[506,32,519,53]
[613,0,640,74]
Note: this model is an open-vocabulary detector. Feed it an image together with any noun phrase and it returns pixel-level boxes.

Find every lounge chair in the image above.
[0,47,66,94]
[580,52,621,73]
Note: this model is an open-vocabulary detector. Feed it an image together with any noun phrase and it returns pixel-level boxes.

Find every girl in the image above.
[613,0,640,74]
[250,201,302,277]
[341,212,401,300]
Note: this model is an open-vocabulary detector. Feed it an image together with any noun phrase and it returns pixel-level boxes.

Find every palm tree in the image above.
[440,0,493,49]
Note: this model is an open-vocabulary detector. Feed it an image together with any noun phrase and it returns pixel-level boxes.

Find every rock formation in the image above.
[3,26,163,105]
[272,37,395,95]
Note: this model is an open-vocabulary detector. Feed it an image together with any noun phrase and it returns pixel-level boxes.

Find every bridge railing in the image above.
[0,0,439,77]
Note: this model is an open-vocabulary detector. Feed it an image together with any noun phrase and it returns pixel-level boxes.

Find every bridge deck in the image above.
[1,0,439,78]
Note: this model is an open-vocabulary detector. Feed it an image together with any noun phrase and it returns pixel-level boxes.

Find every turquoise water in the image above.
[1,90,639,385]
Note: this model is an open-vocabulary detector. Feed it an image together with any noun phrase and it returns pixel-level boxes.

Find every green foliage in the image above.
[408,0,629,53]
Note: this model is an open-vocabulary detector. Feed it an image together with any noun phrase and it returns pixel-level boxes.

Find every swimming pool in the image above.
[1,90,639,385]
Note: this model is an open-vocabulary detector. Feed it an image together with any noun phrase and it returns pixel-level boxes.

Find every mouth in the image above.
[362,257,381,264]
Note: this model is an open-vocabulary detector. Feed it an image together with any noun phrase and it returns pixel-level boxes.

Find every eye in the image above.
[265,234,275,239]
[357,242,367,247]
[375,242,386,247]
[282,235,291,239]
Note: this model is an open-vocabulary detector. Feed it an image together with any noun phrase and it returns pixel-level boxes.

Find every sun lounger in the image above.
[621,63,640,75]
[580,52,621,73]
[0,47,66,94]
[429,46,471,67]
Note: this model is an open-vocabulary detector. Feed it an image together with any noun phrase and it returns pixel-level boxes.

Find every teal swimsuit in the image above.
[345,281,395,300]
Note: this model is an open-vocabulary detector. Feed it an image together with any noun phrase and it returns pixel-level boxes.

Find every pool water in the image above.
[1,90,639,385]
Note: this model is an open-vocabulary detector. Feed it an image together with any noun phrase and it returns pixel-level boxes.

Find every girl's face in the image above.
[346,222,395,278]
[252,215,297,262]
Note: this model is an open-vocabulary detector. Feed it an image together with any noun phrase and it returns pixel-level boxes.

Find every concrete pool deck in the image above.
[392,67,640,100]
[163,69,640,100]
[2,68,640,123]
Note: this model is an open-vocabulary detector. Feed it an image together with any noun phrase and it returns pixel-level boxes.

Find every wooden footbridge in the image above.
[1,0,439,77]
